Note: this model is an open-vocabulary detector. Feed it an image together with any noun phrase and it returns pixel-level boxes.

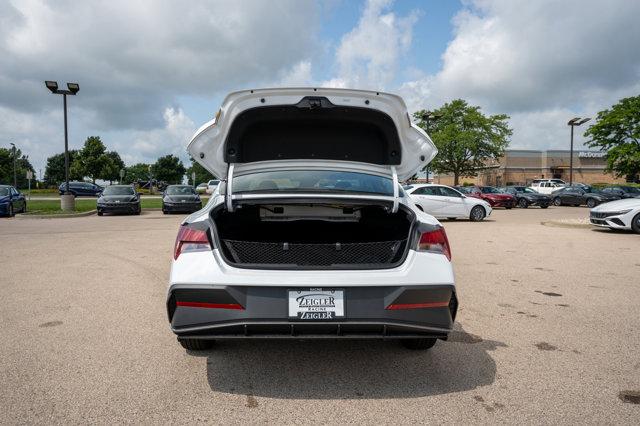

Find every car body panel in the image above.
[406,184,492,219]
[0,185,26,216]
[96,185,140,214]
[455,186,515,208]
[590,198,640,231]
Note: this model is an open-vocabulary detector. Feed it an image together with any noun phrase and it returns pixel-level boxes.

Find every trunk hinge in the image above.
[391,166,399,213]
[226,163,235,212]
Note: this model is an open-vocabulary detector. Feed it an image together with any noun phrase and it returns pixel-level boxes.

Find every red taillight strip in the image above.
[176,301,244,310]
[386,301,450,310]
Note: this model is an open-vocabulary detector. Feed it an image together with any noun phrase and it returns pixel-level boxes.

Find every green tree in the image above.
[101,151,126,183]
[70,136,110,183]
[186,157,215,185]
[43,150,80,187]
[414,99,512,185]
[0,146,35,189]
[151,154,186,184]
[584,95,640,181]
[123,163,152,184]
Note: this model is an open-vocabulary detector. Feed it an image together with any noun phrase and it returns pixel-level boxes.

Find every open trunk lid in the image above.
[187,88,436,211]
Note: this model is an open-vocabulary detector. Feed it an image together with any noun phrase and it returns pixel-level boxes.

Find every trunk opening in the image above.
[211,202,414,269]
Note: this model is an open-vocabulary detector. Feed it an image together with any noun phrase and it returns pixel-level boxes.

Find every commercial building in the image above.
[434,149,628,186]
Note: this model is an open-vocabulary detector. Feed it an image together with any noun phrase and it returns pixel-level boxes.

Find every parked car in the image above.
[162,185,202,214]
[406,184,492,221]
[455,185,515,209]
[0,185,26,217]
[501,186,550,208]
[96,185,141,215]
[530,179,566,194]
[195,183,208,194]
[601,185,640,199]
[590,198,640,234]
[167,88,457,352]
[206,179,220,194]
[551,186,620,207]
[58,181,103,196]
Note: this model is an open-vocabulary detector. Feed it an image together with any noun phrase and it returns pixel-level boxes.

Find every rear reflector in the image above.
[416,226,451,261]
[174,225,210,259]
[176,301,244,310]
[386,301,450,310]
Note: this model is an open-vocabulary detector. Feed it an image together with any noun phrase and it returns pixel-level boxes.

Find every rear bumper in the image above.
[168,285,457,339]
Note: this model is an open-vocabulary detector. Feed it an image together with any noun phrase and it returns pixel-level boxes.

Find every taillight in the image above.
[174,225,210,260]
[416,226,451,261]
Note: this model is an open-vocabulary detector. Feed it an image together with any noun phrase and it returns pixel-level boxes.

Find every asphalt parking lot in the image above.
[1,208,638,423]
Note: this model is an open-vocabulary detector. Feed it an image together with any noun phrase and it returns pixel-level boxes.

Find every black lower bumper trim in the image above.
[175,320,450,340]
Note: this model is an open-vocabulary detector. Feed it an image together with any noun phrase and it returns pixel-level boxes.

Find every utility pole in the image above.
[567,117,591,185]
[421,111,442,182]
[10,142,17,187]
[45,81,79,211]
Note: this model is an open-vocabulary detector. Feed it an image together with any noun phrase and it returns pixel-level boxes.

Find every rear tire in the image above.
[97,211,103,216]
[469,205,486,222]
[518,198,529,208]
[401,338,437,350]
[178,338,214,351]
[540,204,549,209]
[553,197,562,206]
[586,198,597,208]
[631,213,640,234]
[21,202,27,213]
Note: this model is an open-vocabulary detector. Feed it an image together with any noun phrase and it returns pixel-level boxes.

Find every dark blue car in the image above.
[58,181,103,196]
[0,185,26,217]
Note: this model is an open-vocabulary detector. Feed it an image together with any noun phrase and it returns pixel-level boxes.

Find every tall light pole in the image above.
[421,111,442,182]
[9,142,17,187]
[567,117,591,185]
[45,81,79,211]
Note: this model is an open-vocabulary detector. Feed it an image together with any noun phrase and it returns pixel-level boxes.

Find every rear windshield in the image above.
[233,170,393,195]
[103,186,135,195]
[166,186,196,195]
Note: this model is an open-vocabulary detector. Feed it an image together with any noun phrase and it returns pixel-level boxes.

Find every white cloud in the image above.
[326,0,419,89]
[399,0,640,150]
[0,0,320,171]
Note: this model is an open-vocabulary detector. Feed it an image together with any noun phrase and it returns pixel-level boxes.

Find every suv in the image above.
[167,88,457,351]
[58,181,103,196]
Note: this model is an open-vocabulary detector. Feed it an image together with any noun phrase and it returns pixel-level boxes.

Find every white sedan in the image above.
[589,198,640,233]
[405,183,492,221]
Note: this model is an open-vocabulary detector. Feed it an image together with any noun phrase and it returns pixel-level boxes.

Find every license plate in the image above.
[288,288,344,320]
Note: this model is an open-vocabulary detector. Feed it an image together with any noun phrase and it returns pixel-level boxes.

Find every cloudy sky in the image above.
[2,0,639,175]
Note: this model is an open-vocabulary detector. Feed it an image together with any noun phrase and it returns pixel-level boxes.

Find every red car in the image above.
[455,186,515,209]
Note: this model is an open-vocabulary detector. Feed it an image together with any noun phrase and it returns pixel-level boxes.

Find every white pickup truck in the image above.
[530,179,566,195]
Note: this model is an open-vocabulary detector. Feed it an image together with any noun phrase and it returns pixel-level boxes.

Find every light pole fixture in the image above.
[9,142,17,187]
[45,81,79,210]
[567,117,591,185]
[421,111,442,182]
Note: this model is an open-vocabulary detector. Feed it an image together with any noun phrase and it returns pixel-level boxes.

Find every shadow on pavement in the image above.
[190,323,503,399]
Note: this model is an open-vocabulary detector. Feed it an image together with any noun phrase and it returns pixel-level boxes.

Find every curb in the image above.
[541,220,592,229]
[16,209,98,219]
